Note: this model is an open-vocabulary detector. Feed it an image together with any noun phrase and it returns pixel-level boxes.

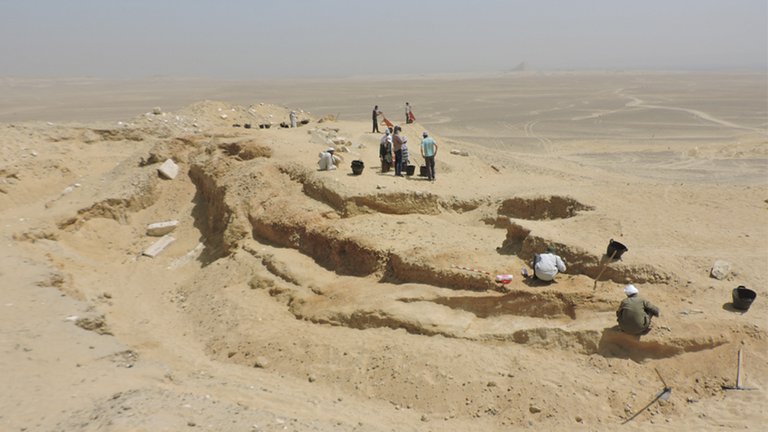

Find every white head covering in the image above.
[326,147,335,153]
[624,284,639,296]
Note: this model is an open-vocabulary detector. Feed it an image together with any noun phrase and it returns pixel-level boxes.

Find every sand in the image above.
[1,72,766,431]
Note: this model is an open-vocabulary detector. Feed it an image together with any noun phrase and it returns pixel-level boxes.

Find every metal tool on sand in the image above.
[722,347,756,391]
[621,368,672,424]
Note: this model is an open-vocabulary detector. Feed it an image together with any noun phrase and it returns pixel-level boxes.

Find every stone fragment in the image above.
[146,220,179,236]
[529,405,541,414]
[253,356,269,368]
[143,235,176,257]
[158,159,179,180]
[75,315,112,335]
[710,260,731,280]
[152,107,162,115]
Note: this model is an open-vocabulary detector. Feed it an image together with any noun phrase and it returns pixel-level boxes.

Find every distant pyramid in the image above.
[510,62,529,72]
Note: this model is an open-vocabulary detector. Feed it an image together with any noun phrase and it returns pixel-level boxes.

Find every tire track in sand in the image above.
[524,119,553,153]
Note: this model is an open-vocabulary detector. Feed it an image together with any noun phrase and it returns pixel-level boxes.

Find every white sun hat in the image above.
[624,284,639,296]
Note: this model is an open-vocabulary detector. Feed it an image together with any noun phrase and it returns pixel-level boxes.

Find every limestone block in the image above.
[146,220,179,236]
[710,260,731,280]
[143,235,176,258]
[158,158,179,180]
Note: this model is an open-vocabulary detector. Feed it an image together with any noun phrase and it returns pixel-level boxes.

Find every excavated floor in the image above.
[34,132,747,365]
[173,142,742,362]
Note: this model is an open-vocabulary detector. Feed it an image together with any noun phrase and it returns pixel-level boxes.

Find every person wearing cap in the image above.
[420,131,438,181]
[616,284,660,335]
[318,147,341,171]
[379,128,393,172]
[530,245,566,282]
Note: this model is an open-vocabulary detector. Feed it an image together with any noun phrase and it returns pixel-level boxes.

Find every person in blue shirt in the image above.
[420,132,438,181]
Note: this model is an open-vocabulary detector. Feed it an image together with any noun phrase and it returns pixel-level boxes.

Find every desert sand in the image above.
[1,72,766,431]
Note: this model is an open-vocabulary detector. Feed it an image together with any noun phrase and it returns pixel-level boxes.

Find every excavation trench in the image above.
[498,195,594,220]
[58,167,161,230]
[423,290,579,319]
[501,222,675,285]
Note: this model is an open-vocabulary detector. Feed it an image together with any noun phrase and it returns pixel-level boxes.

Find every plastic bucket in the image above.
[606,239,628,259]
[732,286,756,311]
[405,165,416,176]
[351,160,364,175]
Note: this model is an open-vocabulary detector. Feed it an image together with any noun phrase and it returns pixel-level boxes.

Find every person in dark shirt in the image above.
[616,284,660,335]
[372,105,381,133]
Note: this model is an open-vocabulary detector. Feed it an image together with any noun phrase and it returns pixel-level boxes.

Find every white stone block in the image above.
[142,235,176,258]
[710,260,731,280]
[158,159,179,180]
[146,220,179,236]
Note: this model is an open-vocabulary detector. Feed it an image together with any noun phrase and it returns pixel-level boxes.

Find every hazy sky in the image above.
[1,0,765,78]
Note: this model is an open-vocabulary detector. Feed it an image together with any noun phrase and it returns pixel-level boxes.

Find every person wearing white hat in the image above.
[379,128,393,172]
[616,284,660,335]
[318,147,341,171]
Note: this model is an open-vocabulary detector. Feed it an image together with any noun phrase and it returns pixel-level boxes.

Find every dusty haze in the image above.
[1,1,766,79]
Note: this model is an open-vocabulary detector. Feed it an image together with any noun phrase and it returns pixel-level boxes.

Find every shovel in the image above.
[592,249,617,290]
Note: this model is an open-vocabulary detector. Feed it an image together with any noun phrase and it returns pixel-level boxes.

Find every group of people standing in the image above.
[374,103,436,181]
[378,129,437,181]
[372,103,414,133]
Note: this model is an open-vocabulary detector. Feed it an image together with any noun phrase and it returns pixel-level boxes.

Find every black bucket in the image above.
[351,160,364,175]
[732,286,756,311]
[405,165,416,176]
[606,239,628,260]
[419,165,429,177]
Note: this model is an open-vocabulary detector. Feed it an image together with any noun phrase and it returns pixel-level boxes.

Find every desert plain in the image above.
[0,72,766,431]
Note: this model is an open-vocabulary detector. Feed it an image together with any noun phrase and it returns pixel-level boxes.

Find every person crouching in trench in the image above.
[318,147,341,171]
[616,284,660,335]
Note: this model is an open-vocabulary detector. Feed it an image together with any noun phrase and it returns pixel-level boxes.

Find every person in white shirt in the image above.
[532,245,567,282]
[379,128,393,172]
[318,147,341,171]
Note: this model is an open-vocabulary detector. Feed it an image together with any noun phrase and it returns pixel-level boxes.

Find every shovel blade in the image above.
[657,388,672,401]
